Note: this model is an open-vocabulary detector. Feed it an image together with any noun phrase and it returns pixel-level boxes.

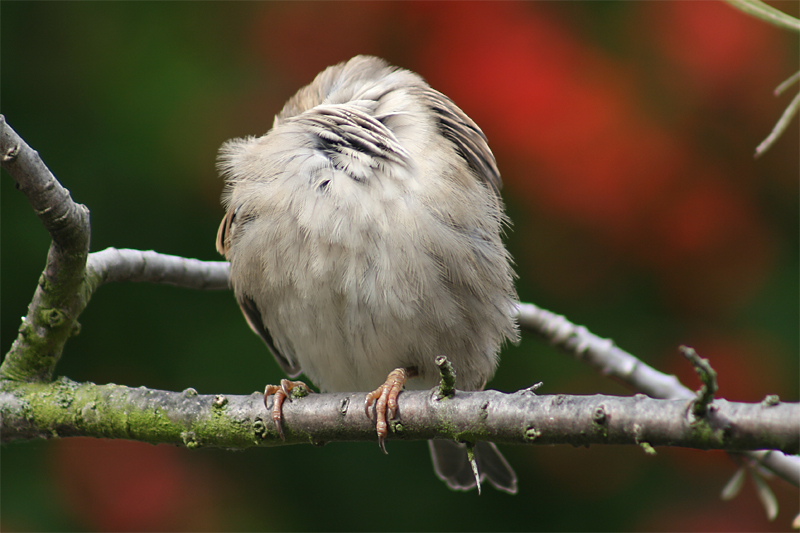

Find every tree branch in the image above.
[720,2,800,157]
[2,378,797,454]
[681,345,719,417]
[516,302,800,487]
[722,0,800,33]
[86,248,230,292]
[754,85,800,157]
[516,302,694,399]
[0,117,229,383]
[0,116,91,382]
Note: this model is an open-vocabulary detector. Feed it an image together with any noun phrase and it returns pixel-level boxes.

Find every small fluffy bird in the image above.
[217,55,519,493]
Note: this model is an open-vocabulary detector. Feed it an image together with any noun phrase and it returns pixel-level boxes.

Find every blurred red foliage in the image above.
[399,1,782,315]
[251,2,394,86]
[649,1,786,102]
[50,438,220,531]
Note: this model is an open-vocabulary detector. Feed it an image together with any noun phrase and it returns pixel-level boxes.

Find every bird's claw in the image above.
[365,368,414,454]
[264,379,311,440]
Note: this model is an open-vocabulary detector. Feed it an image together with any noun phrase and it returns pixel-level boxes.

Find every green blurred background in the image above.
[2,1,798,531]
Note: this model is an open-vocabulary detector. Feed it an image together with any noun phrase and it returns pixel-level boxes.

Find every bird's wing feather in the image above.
[237,294,302,378]
[418,87,502,195]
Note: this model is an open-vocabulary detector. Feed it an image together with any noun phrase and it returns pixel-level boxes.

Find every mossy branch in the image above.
[0,116,91,382]
[681,346,719,417]
[2,378,798,455]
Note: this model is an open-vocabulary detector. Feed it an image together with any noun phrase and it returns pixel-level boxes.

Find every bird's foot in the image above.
[365,367,417,454]
[264,379,311,440]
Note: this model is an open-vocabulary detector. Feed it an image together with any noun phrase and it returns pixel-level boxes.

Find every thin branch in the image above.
[515,302,693,400]
[775,70,800,97]
[1,379,797,454]
[722,1,800,156]
[0,117,227,381]
[516,302,800,487]
[0,116,91,382]
[86,248,230,292]
[755,88,800,157]
[722,0,800,32]
[681,345,718,417]
[434,355,457,400]
[721,466,748,500]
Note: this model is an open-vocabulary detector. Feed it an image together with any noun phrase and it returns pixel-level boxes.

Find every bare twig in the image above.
[434,355,457,400]
[466,443,481,494]
[680,346,718,417]
[1,379,797,453]
[86,248,230,291]
[755,87,800,157]
[775,71,800,96]
[722,0,800,32]
[516,302,800,487]
[0,118,228,381]
[0,116,91,382]
[720,1,800,157]
[515,302,693,400]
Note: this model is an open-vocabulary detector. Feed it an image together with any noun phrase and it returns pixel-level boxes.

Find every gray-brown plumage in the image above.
[217,55,519,493]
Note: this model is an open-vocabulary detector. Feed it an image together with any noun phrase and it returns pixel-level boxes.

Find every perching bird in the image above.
[216,55,519,493]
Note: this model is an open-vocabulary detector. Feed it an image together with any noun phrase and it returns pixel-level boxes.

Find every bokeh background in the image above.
[2,1,798,531]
